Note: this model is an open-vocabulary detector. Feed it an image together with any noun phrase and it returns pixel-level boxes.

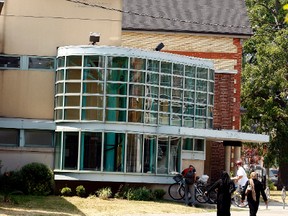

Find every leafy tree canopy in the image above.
[242,0,288,186]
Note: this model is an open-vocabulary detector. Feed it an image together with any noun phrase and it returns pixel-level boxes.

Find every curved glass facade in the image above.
[55,46,214,128]
[54,46,214,177]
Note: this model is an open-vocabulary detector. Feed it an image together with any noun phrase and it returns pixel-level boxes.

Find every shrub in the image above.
[96,187,112,200]
[60,187,72,196]
[153,189,166,200]
[114,184,130,199]
[76,185,86,197]
[20,162,54,195]
[126,187,154,201]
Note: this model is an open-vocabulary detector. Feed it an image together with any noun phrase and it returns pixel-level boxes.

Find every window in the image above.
[63,132,79,170]
[0,56,20,68]
[28,57,55,70]
[0,129,19,146]
[126,134,143,173]
[25,130,53,147]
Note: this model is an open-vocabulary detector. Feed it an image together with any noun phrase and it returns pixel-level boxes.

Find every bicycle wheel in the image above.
[231,191,248,208]
[168,183,185,200]
[207,189,217,204]
[265,187,270,200]
[195,185,209,203]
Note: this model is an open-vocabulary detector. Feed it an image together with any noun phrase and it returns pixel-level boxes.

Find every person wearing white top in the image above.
[231,160,248,188]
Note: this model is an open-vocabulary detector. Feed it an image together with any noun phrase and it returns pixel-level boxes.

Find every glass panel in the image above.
[0,129,19,146]
[160,87,171,99]
[183,116,194,127]
[66,69,81,80]
[55,109,63,120]
[172,89,183,101]
[159,113,170,125]
[184,91,194,103]
[129,84,145,96]
[130,71,145,83]
[196,92,207,104]
[184,103,194,115]
[173,76,183,88]
[173,64,184,76]
[81,132,102,171]
[147,72,159,85]
[208,119,213,129]
[82,109,103,121]
[169,137,181,173]
[106,96,127,108]
[66,82,81,93]
[25,130,53,147]
[103,132,125,172]
[208,106,213,117]
[171,115,181,126]
[172,102,182,114]
[55,96,63,107]
[66,56,82,67]
[128,111,143,123]
[0,56,20,68]
[57,57,65,68]
[185,78,195,90]
[195,105,206,116]
[83,82,104,94]
[161,62,172,74]
[54,132,61,169]
[146,85,159,98]
[64,109,79,120]
[144,112,158,124]
[157,136,169,174]
[65,96,80,106]
[84,55,105,68]
[83,69,104,81]
[106,82,127,95]
[159,100,170,112]
[129,97,144,110]
[160,74,171,86]
[183,138,193,150]
[209,82,214,93]
[185,66,196,78]
[63,132,79,170]
[126,133,143,173]
[145,98,158,112]
[143,135,156,173]
[130,58,146,70]
[56,70,64,81]
[105,109,126,122]
[208,94,214,105]
[107,56,128,68]
[196,80,207,91]
[28,57,55,69]
[195,118,206,128]
[82,96,103,107]
[55,83,64,94]
[194,139,205,151]
[197,67,208,79]
[209,69,215,80]
[147,60,159,72]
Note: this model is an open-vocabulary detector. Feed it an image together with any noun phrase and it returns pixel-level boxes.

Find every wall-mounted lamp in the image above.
[89,32,100,45]
[155,42,165,51]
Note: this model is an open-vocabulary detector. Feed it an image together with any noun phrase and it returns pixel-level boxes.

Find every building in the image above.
[0,0,268,191]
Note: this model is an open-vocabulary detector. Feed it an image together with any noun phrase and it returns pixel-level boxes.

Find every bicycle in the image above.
[231,186,248,208]
[265,186,270,201]
[168,174,209,203]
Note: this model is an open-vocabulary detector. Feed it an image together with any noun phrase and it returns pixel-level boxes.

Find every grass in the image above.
[0,190,283,216]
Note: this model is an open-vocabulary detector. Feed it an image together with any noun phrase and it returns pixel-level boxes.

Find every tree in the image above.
[241,0,288,188]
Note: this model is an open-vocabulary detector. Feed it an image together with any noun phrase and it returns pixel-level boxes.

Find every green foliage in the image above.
[96,187,112,200]
[60,187,72,196]
[20,162,54,196]
[153,189,166,200]
[76,185,86,197]
[126,187,154,201]
[242,0,288,186]
[114,184,130,199]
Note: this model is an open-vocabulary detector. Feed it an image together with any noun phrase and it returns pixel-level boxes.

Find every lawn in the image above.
[0,190,284,216]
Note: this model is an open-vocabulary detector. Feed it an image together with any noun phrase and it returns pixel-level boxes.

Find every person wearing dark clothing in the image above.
[181,164,196,206]
[241,172,268,216]
[206,171,235,216]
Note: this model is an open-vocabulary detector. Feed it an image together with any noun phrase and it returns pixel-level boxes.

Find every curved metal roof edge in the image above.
[57,45,214,68]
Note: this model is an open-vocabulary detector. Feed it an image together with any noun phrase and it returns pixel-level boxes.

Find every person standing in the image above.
[231,160,248,188]
[181,164,196,206]
[241,172,268,216]
[206,171,235,216]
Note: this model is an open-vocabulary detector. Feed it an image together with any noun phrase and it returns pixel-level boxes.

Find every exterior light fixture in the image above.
[89,32,100,45]
[155,42,165,51]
